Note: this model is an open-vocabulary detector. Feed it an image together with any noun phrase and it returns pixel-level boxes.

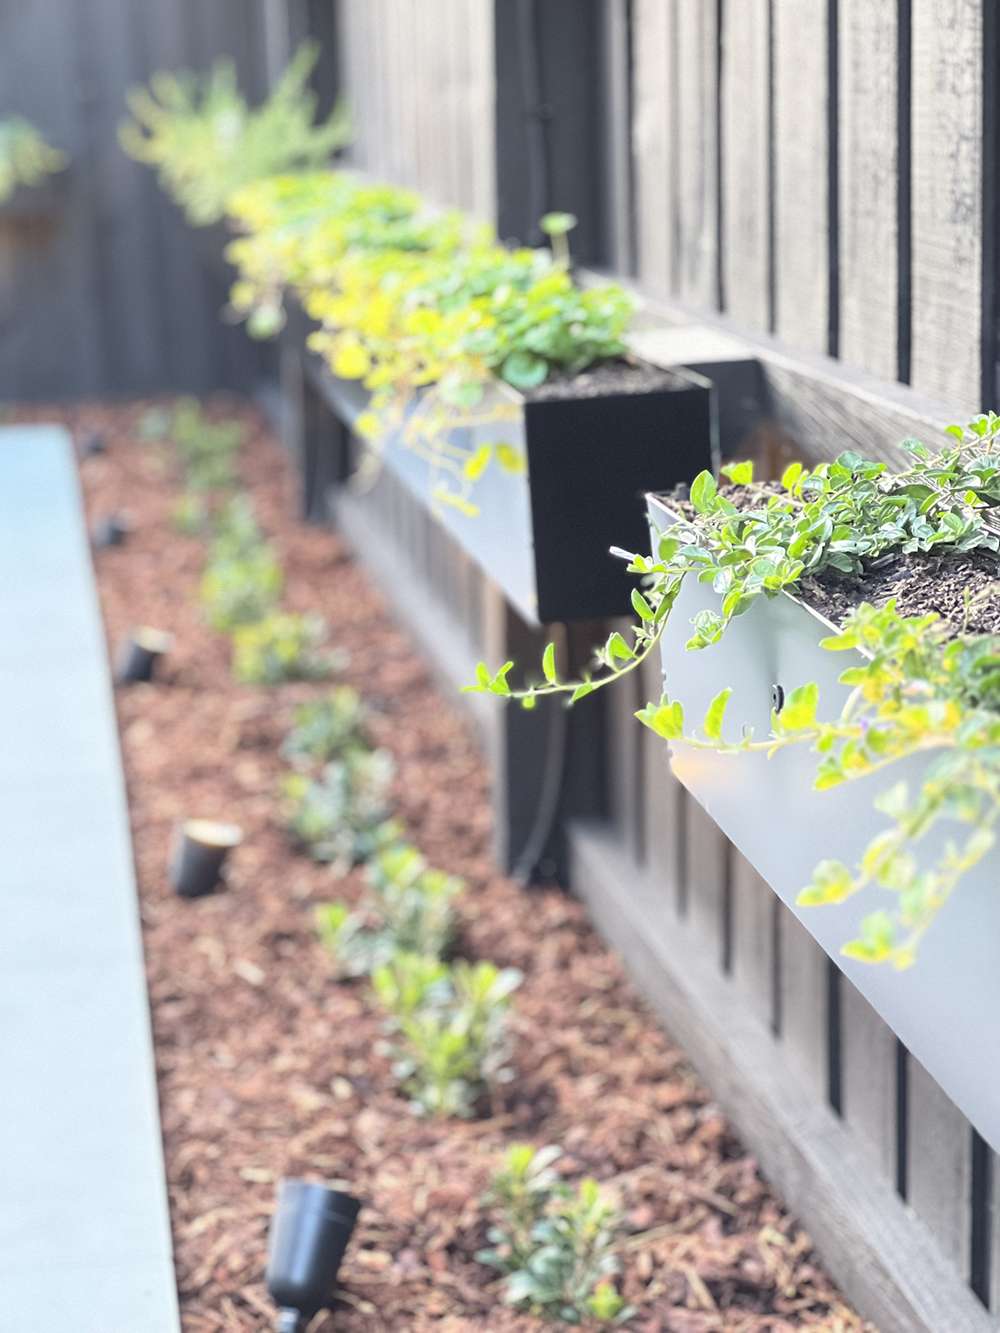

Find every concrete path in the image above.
[0,426,180,1331]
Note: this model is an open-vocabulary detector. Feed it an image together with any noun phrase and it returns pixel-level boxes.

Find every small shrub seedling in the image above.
[315,841,462,977]
[231,612,337,685]
[171,397,244,492]
[469,423,1000,967]
[372,954,522,1118]
[282,687,369,767]
[199,544,283,631]
[479,1144,631,1324]
[282,749,398,864]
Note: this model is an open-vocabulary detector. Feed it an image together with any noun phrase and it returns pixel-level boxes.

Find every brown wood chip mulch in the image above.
[14,397,876,1332]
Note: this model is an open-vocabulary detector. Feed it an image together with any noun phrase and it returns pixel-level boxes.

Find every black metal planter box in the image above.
[647,494,1000,1153]
[310,356,714,625]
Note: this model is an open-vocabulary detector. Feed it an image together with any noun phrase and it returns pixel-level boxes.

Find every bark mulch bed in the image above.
[17,398,875,1332]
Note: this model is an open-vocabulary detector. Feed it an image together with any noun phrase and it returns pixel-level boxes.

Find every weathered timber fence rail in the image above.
[289,4,1000,1329]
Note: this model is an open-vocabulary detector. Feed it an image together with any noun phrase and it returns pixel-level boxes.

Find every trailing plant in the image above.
[222,173,632,510]
[315,841,462,977]
[0,117,65,203]
[282,686,369,766]
[479,1144,631,1325]
[281,748,398,864]
[372,953,522,1118]
[469,422,1000,967]
[120,44,350,225]
[231,611,336,685]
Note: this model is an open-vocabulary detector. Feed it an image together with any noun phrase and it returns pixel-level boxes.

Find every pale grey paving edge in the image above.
[0,426,180,1333]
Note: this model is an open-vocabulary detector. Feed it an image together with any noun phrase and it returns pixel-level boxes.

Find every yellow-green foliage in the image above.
[0,118,65,203]
[120,43,350,225]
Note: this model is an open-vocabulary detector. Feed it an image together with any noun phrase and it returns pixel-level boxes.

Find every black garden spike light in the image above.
[116,626,173,684]
[79,430,106,458]
[92,511,132,549]
[266,1179,362,1332]
[169,819,243,898]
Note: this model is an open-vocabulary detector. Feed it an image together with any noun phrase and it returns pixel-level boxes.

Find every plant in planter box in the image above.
[479,1143,631,1325]
[0,117,65,203]
[282,687,369,767]
[119,43,350,226]
[171,397,243,492]
[372,953,522,1118]
[281,748,398,864]
[469,422,1000,967]
[315,842,462,976]
[231,611,338,685]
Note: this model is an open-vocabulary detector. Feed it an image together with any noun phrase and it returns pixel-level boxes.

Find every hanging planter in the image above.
[315,359,714,625]
[169,819,243,898]
[266,1178,361,1332]
[646,491,1000,1154]
[116,626,173,683]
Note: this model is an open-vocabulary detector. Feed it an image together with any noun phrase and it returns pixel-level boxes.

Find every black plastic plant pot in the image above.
[646,492,1000,1154]
[92,512,131,548]
[116,627,173,683]
[307,356,715,625]
[266,1179,362,1331]
[169,819,243,898]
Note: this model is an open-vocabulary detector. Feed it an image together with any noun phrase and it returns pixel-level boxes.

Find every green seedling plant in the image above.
[315,841,462,977]
[469,421,1000,967]
[172,491,210,536]
[0,117,65,202]
[282,687,369,766]
[479,1144,632,1324]
[171,397,243,492]
[282,748,398,864]
[231,611,337,685]
[199,544,282,630]
[372,953,522,1117]
[120,43,350,225]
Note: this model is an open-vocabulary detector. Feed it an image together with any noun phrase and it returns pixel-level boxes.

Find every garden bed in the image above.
[18,398,874,1331]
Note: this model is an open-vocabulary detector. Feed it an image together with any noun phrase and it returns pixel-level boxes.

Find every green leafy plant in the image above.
[469,421,1000,967]
[372,954,521,1117]
[0,118,65,203]
[282,687,369,766]
[478,1144,631,1324]
[120,43,350,225]
[282,749,397,864]
[199,543,282,630]
[172,491,209,535]
[231,611,336,684]
[171,397,243,491]
[315,841,462,976]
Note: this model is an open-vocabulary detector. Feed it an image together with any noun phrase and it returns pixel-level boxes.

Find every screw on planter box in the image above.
[169,819,243,898]
[266,1178,362,1332]
[92,511,132,549]
[116,626,173,684]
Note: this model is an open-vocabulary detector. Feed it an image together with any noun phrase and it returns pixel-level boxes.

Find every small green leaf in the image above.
[542,642,557,685]
[797,858,854,906]
[539,210,578,237]
[631,588,654,622]
[606,631,634,662]
[776,681,819,730]
[570,681,596,703]
[501,349,549,391]
[781,461,804,490]
[703,687,732,741]
[721,459,754,485]
[689,470,718,514]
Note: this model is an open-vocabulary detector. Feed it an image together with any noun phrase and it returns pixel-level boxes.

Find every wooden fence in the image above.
[319,4,1000,1331]
[1,2,271,399]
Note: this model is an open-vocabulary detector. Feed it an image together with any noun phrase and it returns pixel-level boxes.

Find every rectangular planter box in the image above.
[647,493,1000,1151]
[307,352,715,624]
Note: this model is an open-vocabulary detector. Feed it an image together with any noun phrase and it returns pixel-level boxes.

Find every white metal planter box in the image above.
[648,493,1000,1152]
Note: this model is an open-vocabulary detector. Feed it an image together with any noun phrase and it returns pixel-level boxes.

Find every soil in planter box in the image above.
[14,398,875,1332]
[527,357,685,402]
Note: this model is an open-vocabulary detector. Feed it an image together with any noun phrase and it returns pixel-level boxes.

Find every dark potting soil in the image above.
[527,357,685,402]
[799,548,1000,637]
[11,399,875,1332]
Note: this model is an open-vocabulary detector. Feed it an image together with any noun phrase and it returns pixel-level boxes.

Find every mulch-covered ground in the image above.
[16,398,875,1331]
